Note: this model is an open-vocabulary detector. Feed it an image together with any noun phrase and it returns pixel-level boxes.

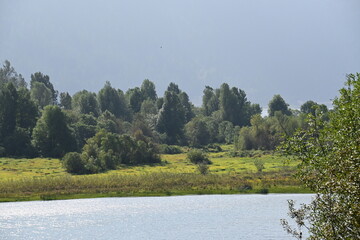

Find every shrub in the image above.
[159,144,182,154]
[187,149,211,164]
[62,152,87,174]
[254,159,265,172]
[65,130,162,174]
[205,144,222,152]
[197,162,210,175]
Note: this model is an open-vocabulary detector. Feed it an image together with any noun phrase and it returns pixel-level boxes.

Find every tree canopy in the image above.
[280,73,360,239]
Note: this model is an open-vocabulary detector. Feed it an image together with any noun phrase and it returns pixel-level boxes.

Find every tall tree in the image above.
[98,81,128,118]
[185,117,210,147]
[300,100,328,116]
[167,82,181,94]
[156,91,185,144]
[219,83,237,124]
[32,105,76,157]
[0,84,38,156]
[30,81,53,109]
[280,73,360,239]
[178,91,194,123]
[0,60,26,88]
[141,79,157,101]
[72,90,100,116]
[268,94,292,116]
[0,83,17,138]
[59,92,72,110]
[202,86,219,116]
[30,72,57,104]
[126,87,143,113]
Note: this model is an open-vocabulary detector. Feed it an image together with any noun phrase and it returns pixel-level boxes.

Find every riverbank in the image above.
[0,171,310,202]
[0,149,309,202]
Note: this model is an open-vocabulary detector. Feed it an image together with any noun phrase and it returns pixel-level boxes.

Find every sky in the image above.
[1,0,359,111]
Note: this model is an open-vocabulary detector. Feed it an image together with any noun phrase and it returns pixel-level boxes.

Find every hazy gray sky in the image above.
[1,0,359,109]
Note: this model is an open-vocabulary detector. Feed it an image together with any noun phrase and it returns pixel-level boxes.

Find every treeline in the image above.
[0,60,329,172]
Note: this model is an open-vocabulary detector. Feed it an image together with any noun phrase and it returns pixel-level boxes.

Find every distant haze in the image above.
[1,0,359,110]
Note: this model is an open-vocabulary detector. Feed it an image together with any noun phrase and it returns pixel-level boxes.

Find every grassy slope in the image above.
[0,145,308,202]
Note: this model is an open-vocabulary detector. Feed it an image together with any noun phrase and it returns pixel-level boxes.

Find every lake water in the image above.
[0,194,312,240]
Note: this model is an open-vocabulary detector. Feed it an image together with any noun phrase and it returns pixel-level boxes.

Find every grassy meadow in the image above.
[0,145,308,202]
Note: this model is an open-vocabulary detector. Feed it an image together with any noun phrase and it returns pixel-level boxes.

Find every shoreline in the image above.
[0,186,311,202]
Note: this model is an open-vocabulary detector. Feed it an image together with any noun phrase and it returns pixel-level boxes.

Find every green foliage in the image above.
[32,105,76,158]
[196,162,209,175]
[268,94,292,116]
[178,91,194,123]
[185,117,210,147]
[126,87,143,113]
[72,130,161,174]
[156,91,185,144]
[167,82,181,94]
[62,152,87,174]
[59,92,72,110]
[202,86,219,116]
[30,72,57,105]
[97,110,122,134]
[0,83,38,157]
[219,83,253,126]
[30,81,53,109]
[140,99,158,115]
[235,113,301,151]
[0,60,26,88]
[71,114,98,149]
[98,81,129,119]
[280,73,360,239]
[141,79,157,101]
[72,90,100,116]
[281,200,310,240]
[159,144,182,154]
[300,100,328,117]
[254,159,265,172]
[131,113,155,139]
[218,121,234,143]
[187,149,211,164]
[81,130,121,173]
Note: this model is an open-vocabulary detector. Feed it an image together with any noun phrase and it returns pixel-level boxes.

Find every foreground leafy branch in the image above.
[279,73,360,239]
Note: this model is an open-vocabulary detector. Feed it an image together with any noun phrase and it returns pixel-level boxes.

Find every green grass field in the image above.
[0,145,307,202]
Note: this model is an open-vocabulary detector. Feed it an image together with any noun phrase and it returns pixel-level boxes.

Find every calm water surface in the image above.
[0,194,312,240]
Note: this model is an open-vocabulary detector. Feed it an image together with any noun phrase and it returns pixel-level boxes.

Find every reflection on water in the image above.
[0,194,312,240]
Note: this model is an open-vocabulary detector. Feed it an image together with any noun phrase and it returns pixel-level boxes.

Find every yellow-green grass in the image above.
[0,171,306,202]
[0,147,308,201]
[0,152,297,178]
[0,158,67,179]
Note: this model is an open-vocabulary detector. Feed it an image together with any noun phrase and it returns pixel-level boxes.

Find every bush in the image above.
[62,152,87,174]
[254,159,265,172]
[65,130,162,175]
[197,162,210,175]
[187,149,212,164]
[159,144,182,154]
[205,144,222,152]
